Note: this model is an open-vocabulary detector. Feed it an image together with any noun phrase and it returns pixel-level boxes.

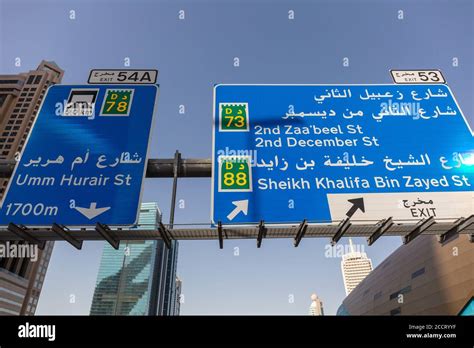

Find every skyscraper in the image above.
[175,276,183,316]
[309,294,324,316]
[0,61,63,315]
[90,202,180,316]
[340,239,373,296]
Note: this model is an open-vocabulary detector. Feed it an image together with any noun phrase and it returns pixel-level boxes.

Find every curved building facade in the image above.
[337,235,474,315]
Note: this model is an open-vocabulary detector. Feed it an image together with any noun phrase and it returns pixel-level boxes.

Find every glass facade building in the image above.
[90,202,180,315]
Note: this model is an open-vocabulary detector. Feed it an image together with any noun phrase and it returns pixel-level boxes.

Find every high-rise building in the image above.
[160,239,179,315]
[337,235,474,315]
[90,202,180,316]
[309,294,324,316]
[341,238,373,296]
[0,61,63,315]
[175,276,183,315]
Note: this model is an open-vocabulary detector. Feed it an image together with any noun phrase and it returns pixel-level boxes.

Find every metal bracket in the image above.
[95,223,119,250]
[331,217,352,246]
[293,219,308,247]
[7,223,45,249]
[52,223,83,250]
[439,214,474,244]
[367,217,393,246]
[257,220,266,248]
[457,215,474,232]
[218,221,224,249]
[437,217,464,244]
[158,222,172,249]
[403,216,436,244]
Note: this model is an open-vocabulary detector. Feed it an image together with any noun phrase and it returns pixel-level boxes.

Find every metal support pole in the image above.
[438,215,474,243]
[52,223,83,250]
[7,223,45,250]
[257,220,266,248]
[95,223,119,250]
[169,151,181,230]
[331,218,351,246]
[437,217,465,244]
[367,217,393,246]
[403,217,436,244]
[148,150,181,316]
[218,221,224,249]
[294,219,308,247]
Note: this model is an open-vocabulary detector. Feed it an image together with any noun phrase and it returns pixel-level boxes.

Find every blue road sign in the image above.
[0,84,158,227]
[212,84,474,225]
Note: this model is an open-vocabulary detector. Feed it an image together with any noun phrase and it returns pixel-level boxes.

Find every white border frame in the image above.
[217,155,253,192]
[218,102,250,132]
[88,69,158,85]
[99,88,135,116]
[390,69,446,85]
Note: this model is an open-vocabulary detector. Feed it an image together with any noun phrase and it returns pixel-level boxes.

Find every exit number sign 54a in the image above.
[88,69,158,84]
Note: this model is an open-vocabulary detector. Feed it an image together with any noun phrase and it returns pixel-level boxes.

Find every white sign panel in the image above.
[390,69,445,84]
[88,69,158,84]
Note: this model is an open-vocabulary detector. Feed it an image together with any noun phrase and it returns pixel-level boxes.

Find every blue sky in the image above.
[1,0,472,315]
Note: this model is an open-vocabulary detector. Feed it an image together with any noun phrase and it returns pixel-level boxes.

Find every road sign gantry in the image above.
[212,84,474,228]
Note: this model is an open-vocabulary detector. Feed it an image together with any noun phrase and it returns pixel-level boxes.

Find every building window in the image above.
[411,267,425,279]
[18,258,29,277]
[390,286,411,300]
[26,76,35,84]
[34,75,42,84]
[374,291,382,300]
[390,307,401,315]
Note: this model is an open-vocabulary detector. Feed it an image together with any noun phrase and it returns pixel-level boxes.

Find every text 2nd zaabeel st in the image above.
[255,124,378,148]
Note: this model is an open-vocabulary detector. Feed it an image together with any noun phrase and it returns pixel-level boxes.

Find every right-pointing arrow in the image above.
[227,200,249,221]
[346,197,365,218]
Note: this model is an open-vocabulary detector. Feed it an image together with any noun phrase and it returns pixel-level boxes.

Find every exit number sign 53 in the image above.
[390,69,445,84]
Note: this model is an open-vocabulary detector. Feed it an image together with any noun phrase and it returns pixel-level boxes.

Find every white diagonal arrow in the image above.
[75,202,111,220]
[227,200,249,221]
